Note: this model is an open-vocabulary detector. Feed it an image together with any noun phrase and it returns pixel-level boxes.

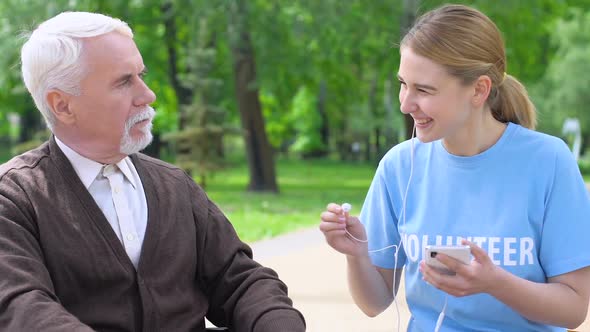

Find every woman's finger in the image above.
[319,220,346,233]
[462,239,489,263]
[435,253,467,273]
[320,210,342,223]
[345,216,362,227]
[326,202,342,214]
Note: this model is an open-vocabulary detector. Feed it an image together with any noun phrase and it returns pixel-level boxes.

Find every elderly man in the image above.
[0,12,305,332]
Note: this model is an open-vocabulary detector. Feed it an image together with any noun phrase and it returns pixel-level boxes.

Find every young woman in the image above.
[320,4,590,331]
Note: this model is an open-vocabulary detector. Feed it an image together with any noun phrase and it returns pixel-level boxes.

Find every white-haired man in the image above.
[0,12,305,332]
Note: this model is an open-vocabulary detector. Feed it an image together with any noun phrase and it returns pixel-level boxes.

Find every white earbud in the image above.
[342,203,352,213]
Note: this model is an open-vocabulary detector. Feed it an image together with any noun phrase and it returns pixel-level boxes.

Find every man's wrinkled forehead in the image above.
[79,32,144,77]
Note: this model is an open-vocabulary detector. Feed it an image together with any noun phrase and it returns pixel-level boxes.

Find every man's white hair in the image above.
[21,12,133,130]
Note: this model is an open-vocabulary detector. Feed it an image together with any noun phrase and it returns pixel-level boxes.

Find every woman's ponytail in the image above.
[491,75,537,129]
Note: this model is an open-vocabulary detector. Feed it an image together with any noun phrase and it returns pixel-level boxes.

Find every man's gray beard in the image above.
[120,106,156,155]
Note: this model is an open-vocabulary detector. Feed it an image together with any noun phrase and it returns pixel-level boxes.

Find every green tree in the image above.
[228,0,279,192]
[2,0,589,165]
[535,8,590,151]
[289,86,326,157]
[163,17,237,188]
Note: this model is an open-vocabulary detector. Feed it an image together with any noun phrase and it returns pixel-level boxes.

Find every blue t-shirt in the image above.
[360,122,590,331]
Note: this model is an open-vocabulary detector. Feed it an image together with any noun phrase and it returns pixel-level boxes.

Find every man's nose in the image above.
[134,80,156,106]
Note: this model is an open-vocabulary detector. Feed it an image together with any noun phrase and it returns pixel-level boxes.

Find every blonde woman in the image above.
[320,4,590,331]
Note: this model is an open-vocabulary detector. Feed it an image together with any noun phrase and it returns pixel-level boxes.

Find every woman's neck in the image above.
[442,108,507,156]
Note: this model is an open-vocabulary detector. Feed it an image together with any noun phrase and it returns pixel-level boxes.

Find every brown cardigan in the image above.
[0,137,305,332]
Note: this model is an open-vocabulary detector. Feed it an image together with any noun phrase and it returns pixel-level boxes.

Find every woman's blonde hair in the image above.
[401,4,536,129]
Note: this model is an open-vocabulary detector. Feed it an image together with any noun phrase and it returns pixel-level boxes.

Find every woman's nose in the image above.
[400,96,417,114]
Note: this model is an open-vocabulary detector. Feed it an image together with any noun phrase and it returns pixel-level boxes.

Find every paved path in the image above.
[251,227,410,331]
[249,227,590,332]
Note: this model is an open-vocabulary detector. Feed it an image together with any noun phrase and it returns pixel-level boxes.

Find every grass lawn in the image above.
[205,159,376,243]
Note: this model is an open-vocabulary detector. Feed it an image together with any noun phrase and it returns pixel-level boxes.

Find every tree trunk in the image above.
[317,80,329,157]
[367,77,378,161]
[160,1,195,162]
[401,0,420,140]
[382,76,397,157]
[19,107,42,143]
[228,0,278,193]
[161,1,192,129]
[141,133,161,159]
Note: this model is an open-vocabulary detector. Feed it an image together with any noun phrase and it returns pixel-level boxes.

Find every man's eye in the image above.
[118,77,132,87]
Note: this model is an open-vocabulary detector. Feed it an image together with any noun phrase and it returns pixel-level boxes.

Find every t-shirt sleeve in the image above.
[359,160,406,269]
[539,142,590,277]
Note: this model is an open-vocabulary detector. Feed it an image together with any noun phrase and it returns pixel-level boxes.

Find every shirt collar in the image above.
[116,158,137,189]
[55,137,137,189]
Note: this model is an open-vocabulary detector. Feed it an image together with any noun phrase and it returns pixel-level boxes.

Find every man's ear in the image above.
[472,75,492,108]
[46,90,76,125]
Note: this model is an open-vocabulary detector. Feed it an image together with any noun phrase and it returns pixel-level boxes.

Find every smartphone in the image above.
[424,245,471,275]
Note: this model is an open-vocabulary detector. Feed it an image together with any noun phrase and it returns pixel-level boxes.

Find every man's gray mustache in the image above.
[126,107,155,129]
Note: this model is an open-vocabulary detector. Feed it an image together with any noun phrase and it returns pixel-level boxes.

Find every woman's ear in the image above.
[46,90,76,125]
[472,75,492,108]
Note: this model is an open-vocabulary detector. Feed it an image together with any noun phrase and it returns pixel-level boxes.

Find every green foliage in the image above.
[578,157,590,177]
[2,0,590,164]
[162,17,238,188]
[289,86,325,156]
[206,158,374,242]
[260,90,293,150]
[0,0,49,140]
[11,129,51,155]
[534,8,590,137]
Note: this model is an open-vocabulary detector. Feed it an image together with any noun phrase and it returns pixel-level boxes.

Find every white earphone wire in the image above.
[342,124,416,332]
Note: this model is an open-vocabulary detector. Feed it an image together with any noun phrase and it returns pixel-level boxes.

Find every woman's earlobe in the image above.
[472,75,492,107]
[472,94,487,108]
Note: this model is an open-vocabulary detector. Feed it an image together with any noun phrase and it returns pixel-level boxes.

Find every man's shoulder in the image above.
[132,153,207,197]
[134,153,180,169]
[133,153,189,178]
[0,142,50,181]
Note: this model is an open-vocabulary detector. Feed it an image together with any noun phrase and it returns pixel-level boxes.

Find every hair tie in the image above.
[498,72,508,86]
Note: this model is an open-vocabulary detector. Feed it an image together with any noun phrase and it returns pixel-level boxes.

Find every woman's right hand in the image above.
[319,203,369,257]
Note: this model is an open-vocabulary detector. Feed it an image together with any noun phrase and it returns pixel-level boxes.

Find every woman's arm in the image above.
[421,240,590,329]
[490,265,590,329]
[320,203,403,317]
[347,256,403,317]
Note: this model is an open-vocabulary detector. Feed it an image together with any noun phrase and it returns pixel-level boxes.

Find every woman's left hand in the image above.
[419,240,502,297]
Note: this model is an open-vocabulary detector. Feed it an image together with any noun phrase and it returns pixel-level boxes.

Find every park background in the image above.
[1,0,590,330]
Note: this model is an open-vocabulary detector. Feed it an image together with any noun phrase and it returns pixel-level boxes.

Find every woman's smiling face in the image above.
[398,47,475,144]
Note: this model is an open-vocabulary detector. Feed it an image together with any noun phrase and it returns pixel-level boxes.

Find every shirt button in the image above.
[114,187,120,194]
[127,234,135,241]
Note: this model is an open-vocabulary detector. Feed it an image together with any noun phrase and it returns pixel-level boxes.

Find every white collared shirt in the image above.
[55,137,147,269]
